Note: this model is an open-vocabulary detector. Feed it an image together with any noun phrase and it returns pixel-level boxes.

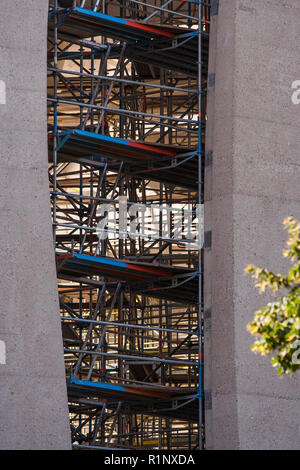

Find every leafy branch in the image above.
[245,217,300,375]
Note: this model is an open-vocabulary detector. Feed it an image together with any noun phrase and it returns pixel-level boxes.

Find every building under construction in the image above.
[48,0,209,450]
[1,0,300,451]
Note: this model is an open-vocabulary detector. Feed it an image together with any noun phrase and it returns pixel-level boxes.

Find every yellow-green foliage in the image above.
[245,217,300,375]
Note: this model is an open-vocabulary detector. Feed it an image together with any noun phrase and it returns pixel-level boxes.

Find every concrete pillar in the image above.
[205,0,300,449]
[0,0,71,449]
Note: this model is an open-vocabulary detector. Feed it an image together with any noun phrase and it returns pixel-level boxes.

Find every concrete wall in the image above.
[205,0,300,450]
[0,0,71,449]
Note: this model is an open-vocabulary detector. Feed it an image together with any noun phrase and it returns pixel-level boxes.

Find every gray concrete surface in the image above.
[0,0,71,449]
[205,0,300,449]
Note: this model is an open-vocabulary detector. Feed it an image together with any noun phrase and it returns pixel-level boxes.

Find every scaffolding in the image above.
[48,0,210,450]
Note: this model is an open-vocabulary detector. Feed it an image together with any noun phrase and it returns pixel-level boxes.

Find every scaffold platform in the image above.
[50,129,198,188]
